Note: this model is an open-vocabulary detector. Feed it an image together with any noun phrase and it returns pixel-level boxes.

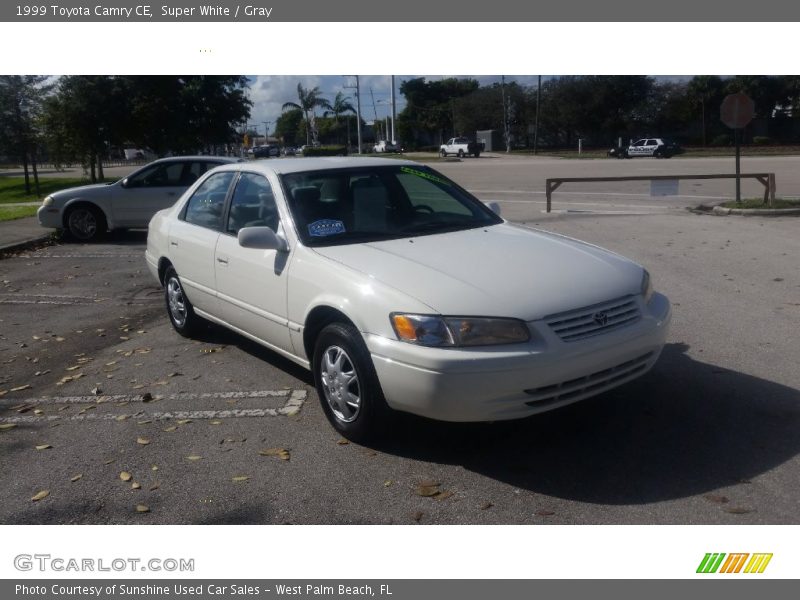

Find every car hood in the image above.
[312,223,643,321]
[51,182,114,201]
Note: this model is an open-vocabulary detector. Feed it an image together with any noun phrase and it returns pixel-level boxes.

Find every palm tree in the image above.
[281,83,331,146]
[324,92,356,146]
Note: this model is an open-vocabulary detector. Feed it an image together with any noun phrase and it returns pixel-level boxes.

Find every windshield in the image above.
[281,165,502,246]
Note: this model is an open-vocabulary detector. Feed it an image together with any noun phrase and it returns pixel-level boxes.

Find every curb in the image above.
[693,201,800,217]
[0,232,58,257]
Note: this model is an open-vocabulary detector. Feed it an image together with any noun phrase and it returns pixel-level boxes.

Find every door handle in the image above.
[216,257,229,265]
[170,241,178,247]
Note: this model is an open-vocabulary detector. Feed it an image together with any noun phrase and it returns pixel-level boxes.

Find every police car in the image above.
[615,138,682,159]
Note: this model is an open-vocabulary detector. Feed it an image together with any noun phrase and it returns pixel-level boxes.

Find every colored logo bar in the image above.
[697,553,773,574]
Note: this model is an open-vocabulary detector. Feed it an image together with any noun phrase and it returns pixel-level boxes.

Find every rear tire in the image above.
[457,149,465,158]
[313,322,392,443]
[164,266,202,337]
[65,205,106,241]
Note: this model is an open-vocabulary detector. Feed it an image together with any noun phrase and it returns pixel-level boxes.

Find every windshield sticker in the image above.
[308,219,346,237]
[400,166,451,187]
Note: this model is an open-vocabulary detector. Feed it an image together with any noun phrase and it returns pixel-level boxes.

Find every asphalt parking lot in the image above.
[1,156,799,524]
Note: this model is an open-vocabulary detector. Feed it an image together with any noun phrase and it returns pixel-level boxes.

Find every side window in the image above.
[126,162,187,188]
[646,139,658,146]
[183,172,235,231]
[226,173,279,235]
[633,139,646,147]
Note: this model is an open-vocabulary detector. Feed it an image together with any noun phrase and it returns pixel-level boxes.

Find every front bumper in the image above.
[37,205,62,229]
[366,292,671,422]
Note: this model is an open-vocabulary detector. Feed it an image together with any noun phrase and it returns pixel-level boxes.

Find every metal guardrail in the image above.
[545,173,777,212]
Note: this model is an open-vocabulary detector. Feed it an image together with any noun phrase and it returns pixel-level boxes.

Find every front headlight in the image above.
[391,313,530,347]
[42,196,53,207]
[641,269,654,303]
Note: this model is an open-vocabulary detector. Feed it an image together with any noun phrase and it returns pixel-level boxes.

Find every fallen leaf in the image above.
[91,386,101,395]
[137,420,152,425]
[35,444,52,450]
[168,372,183,378]
[70,474,82,482]
[704,494,729,504]
[33,409,44,415]
[120,471,132,481]
[136,437,150,445]
[34,370,50,376]
[434,490,454,502]
[151,465,158,471]
[115,415,130,422]
[135,504,150,513]
[176,419,192,425]
[186,455,202,461]
[131,482,141,490]
[232,476,250,482]
[163,426,178,432]
[209,420,222,425]
[55,336,65,342]
[10,384,32,392]
[412,511,424,522]
[148,483,160,491]
[259,448,290,460]
[723,507,754,515]
[65,365,81,371]
[31,490,50,502]
[480,502,493,510]
[104,458,116,465]
[0,424,18,431]
[415,484,441,498]
[383,480,393,487]
[337,439,350,445]
[535,509,556,516]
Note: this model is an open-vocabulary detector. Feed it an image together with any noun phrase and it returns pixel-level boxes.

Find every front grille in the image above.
[524,351,654,407]
[546,295,641,342]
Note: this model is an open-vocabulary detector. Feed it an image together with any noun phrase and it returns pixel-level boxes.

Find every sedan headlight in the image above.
[391,313,530,347]
[641,269,654,303]
[42,196,53,207]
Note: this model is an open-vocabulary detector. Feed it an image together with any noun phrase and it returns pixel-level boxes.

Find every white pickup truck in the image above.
[439,137,485,158]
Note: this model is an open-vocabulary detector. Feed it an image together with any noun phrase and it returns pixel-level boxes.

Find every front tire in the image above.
[65,205,106,241]
[164,266,202,337]
[440,149,447,157]
[313,322,392,442]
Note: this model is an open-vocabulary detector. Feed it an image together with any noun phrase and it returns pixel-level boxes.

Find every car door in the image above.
[629,139,646,156]
[214,172,293,354]
[112,161,191,227]
[167,171,236,317]
[645,139,659,156]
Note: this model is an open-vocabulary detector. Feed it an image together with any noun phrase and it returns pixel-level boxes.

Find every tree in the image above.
[0,75,52,195]
[397,78,479,147]
[687,76,724,146]
[324,92,356,145]
[274,108,304,146]
[282,83,331,145]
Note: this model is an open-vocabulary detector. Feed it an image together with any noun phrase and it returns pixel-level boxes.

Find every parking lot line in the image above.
[0,390,308,422]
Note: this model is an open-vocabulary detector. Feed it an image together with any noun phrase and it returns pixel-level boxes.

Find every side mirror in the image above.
[120,178,129,188]
[238,226,289,252]
[486,201,501,216]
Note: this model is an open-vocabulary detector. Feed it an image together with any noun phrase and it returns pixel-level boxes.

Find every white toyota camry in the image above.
[145,157,671,441]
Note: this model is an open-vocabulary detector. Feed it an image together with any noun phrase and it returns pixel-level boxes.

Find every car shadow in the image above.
[191,322,314,386]
[365,342,800,505]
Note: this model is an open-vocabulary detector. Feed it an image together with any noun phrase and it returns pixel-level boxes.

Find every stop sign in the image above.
[721,92,755,129]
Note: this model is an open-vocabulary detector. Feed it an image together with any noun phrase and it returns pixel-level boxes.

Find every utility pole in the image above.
[534,75,541,155]
[263,121,271,143]
[344,75,363,154]
[369,87,381,140]
[501,75,510,153]
[390,75,397,144]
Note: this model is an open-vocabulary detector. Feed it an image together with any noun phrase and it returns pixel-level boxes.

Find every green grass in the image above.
[0,205,39,221]
[0,177,110,205]
[720,197,800,209]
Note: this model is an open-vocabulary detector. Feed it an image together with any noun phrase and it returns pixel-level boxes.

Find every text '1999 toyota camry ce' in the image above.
[145,157,671,441]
